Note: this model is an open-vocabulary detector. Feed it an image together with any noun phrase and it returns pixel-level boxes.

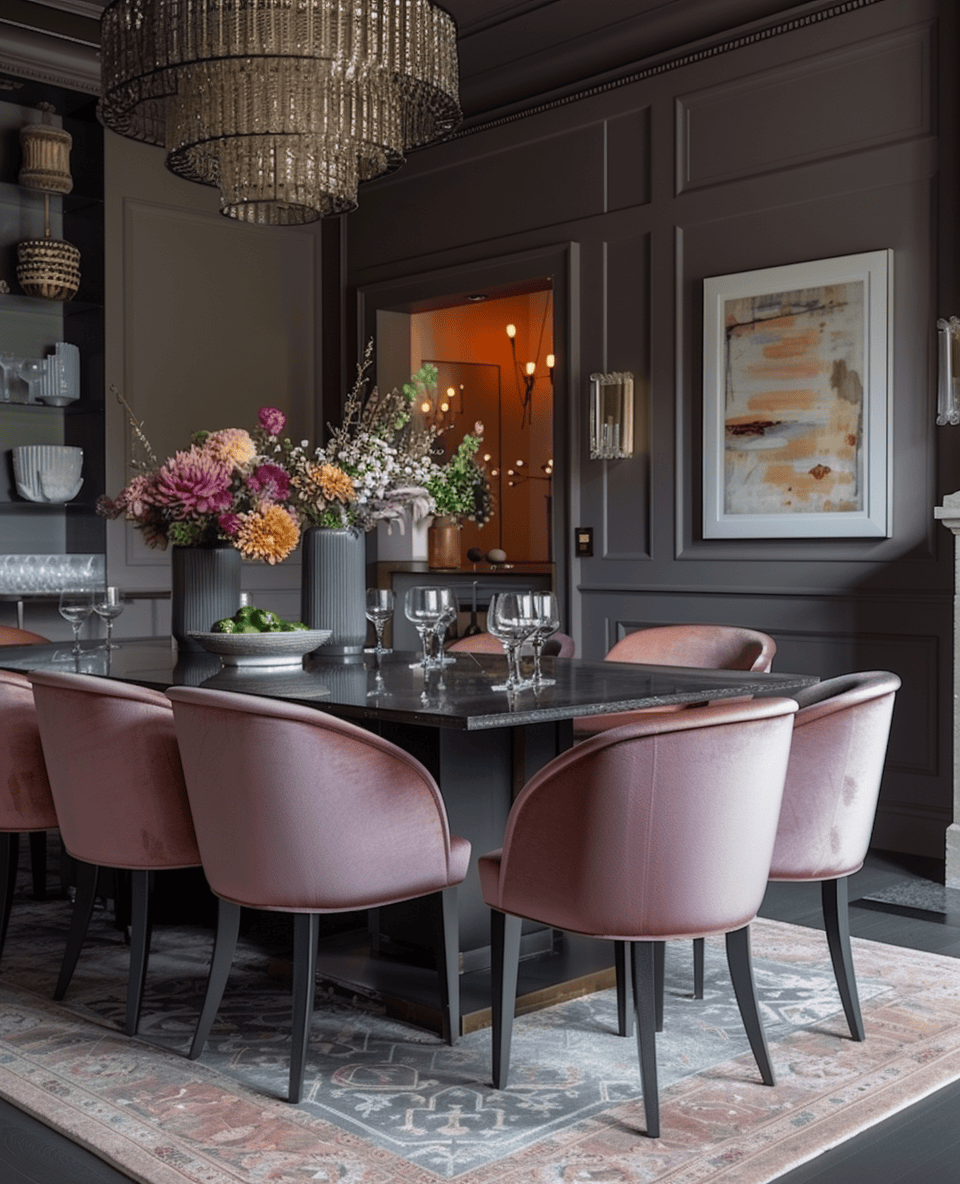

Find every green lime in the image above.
[234,605,258,622]
[286,621,308,631]
[250,608,281,631]
[235,622,261,633]
[212,618,238,634]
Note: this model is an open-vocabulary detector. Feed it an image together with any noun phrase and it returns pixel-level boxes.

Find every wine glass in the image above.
[93,585,125,649]
[527,591,560,688]
[487,592,538,691]
[432,588,458,667]
[59,588,94,657]
[365,588,394,664]
[404,586,448,668]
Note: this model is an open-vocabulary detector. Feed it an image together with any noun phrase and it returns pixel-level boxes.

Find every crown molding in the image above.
[0,18,99,94]
[25,0,104,18]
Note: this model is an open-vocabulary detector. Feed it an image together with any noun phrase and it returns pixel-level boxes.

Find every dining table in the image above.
[0,635,819,1033]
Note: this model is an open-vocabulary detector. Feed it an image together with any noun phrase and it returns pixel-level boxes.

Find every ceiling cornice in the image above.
[0,19,99,93]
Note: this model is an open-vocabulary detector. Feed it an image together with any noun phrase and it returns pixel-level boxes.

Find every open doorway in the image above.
[375,282,554,568]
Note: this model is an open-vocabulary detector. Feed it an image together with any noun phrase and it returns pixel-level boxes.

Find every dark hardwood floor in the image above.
[0,849,958,1183]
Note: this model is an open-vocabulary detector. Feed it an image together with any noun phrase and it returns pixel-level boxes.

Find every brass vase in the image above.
[428,515,461,569]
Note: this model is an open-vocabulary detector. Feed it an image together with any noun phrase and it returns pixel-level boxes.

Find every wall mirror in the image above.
[372,278,556,571]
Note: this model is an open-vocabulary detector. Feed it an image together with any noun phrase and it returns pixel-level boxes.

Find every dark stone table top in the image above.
[0,636,819,732]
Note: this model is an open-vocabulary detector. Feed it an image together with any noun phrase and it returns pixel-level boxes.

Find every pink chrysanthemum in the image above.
[218,512,242,535]
[153,447,234,516]
[114,473,154,520]
[204,428,256,468]
[248,462,291,502]
[258,407,286,436]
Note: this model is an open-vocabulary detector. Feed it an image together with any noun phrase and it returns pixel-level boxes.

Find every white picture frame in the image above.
[702,250,892,539]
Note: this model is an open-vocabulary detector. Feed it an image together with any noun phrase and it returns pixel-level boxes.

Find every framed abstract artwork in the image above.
[702,250,892,539]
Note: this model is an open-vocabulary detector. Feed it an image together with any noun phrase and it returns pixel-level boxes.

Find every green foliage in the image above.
[426,434,493,525]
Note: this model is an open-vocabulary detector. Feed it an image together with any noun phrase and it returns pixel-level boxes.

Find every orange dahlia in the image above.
[234,503,300,564]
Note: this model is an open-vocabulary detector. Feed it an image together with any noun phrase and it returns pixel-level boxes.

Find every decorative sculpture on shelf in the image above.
[0,344,80,405]
[15,104,81,302]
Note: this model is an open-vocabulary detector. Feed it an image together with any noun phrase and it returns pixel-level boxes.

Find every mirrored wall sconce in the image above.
[589,371,634,459]
[938,317,960,425]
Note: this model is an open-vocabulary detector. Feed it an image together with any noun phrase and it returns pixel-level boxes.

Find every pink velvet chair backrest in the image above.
[28,671,200,870]
[0,671,57,832]
[770,670,901,881]
[489,697,797,941]
[167,686,464,912]
[605,624,776,672]
[449,631,576,657]
[0,626,50,646]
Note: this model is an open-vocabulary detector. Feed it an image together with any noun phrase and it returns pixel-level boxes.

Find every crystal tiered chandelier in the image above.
[98,0,461,226]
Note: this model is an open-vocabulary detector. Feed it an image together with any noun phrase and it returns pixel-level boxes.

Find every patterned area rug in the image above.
[0,878,959,1184]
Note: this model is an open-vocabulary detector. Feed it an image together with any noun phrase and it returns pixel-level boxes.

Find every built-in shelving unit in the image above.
[0,73,103,557]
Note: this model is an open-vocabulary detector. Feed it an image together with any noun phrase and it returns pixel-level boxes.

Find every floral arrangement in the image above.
[98,394,301,565]
[99,345,494,558]
[272,343,493,533]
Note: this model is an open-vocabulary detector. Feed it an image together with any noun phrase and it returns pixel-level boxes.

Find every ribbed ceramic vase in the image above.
[170,545,242,651]
[301,526,367,655]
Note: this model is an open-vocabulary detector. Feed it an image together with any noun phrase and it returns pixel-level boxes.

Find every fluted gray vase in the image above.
[170,545,242,651]
[301,526,367,655]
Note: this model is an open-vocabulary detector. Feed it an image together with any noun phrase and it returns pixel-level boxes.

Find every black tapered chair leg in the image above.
[436,886,460,1045]
[631,941,660,1138]
[125,870,153,1036]
[725,925,774,1086]
[615,940,633,1036]
[654,940,665,1032]
[693,937,705,998]
[0,833,20,961]
[822,876,864,1041]
[28,830,46,900]
[189,898,241,1060]
[54,860,100,1001]
[491,910,522,1089]
[289,912,321,1103]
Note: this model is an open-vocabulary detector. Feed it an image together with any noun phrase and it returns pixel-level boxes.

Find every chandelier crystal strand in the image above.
[99,0,460,225]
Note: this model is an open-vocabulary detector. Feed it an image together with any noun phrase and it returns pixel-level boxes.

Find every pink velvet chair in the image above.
[574,623,776,737]
[448,630,576,657]
[767,670,901,1039]
[0,625,50,645]
[28,671,202,1036]
[167,686,471,1104]
[681,671,900,1034]
[478,696,798,1138]
[0,671,59,954]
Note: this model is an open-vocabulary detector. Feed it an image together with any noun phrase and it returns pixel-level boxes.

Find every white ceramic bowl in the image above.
[12,444,83,503]
[187,629,332,667]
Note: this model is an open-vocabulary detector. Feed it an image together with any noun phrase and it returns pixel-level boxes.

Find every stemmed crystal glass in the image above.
[487,592,538,691]
[58,588,94,657]
[432,589,458,667]
[404,586,455,669]
[93,585,124,649]
[527,591,560,688]
[365,588,394,663]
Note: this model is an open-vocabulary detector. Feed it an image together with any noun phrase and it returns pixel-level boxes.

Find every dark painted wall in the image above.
[345,0,960,858]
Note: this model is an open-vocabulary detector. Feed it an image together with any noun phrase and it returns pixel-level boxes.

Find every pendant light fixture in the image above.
[98,0,462,226]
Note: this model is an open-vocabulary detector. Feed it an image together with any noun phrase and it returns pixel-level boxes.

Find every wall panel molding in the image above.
[676,25,931,193]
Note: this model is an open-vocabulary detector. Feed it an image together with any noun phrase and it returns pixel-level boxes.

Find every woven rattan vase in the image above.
[16,237,80,301]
